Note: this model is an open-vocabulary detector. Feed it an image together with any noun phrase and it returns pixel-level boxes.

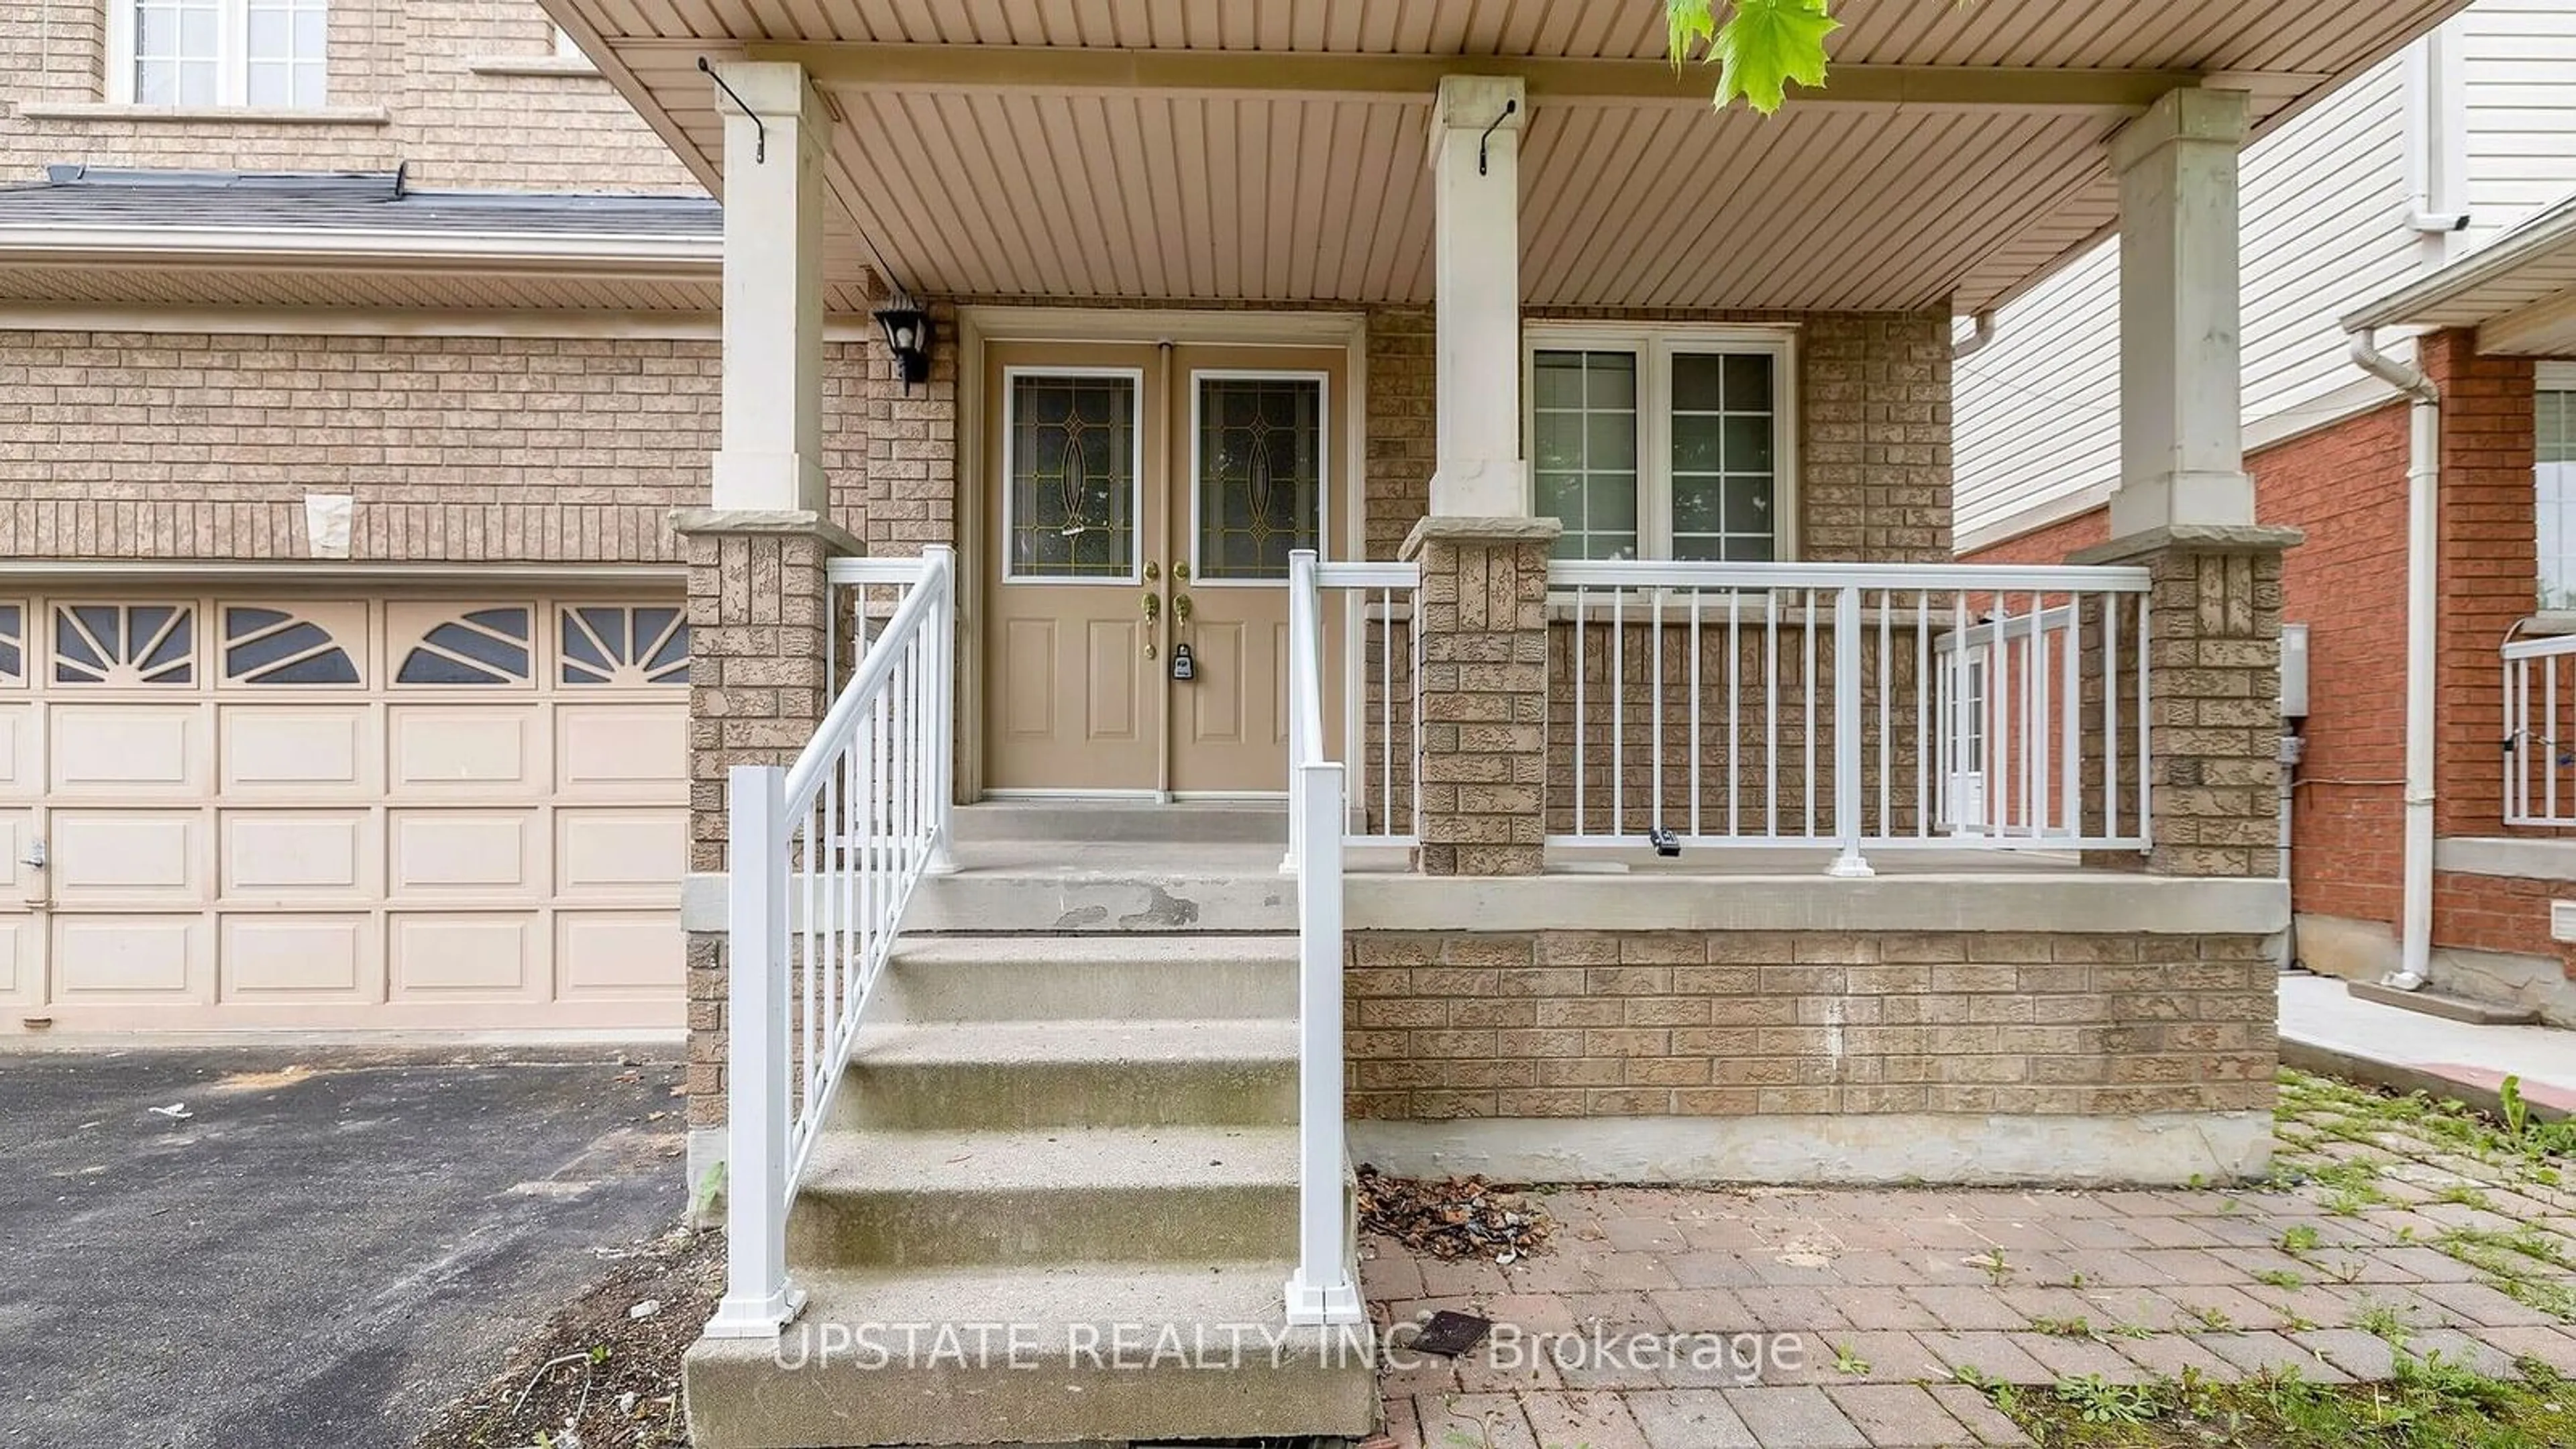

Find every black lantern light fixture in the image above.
[873,301,932,390]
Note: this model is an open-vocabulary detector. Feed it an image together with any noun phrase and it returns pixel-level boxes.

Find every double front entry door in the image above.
[982,341,1349,797]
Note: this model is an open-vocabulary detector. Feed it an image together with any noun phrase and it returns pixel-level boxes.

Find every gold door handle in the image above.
[1144,561,1161,582]
[1172,561,1191,584]
[1173,592,1192,624]
[1142,592,1161,622]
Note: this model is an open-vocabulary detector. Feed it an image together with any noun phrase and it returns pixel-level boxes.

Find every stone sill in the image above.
[464,56,602,78]
[2435,835,2576,883]
[1350,870,2288,936]
[19,102,390,125]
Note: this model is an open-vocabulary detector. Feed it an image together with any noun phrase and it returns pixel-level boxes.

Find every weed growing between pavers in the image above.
[1976,1357,2576,1447]
[2268,1069,2576,1332]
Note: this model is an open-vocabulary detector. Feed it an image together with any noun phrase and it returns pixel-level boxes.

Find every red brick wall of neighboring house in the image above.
[1961,400,2414,936]
[2433,870,2565,960]
[1962,333,2569,973]
[2420,330,2540,838]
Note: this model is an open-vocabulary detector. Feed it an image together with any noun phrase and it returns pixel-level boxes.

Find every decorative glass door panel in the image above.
[1007,373,1140,580]
[1195,375,1322,582]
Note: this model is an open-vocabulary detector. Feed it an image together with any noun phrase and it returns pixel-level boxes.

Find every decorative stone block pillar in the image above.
[674,510,859,1179]
[1403,516,1558,875]
[2074,524,2301,877]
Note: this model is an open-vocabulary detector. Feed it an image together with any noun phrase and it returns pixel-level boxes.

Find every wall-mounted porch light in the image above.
[873,303,932,390]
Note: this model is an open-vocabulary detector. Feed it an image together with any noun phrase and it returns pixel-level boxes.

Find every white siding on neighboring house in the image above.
[1955,53,2415,550]
[2460,0,2576,254]
[1951,240,2120,545]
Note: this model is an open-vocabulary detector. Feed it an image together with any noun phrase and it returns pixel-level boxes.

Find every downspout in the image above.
[1952,309,1998,360]
[2347,327,2441,991]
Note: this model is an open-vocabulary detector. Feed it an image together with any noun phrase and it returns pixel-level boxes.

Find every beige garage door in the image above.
[0,590,688,1032]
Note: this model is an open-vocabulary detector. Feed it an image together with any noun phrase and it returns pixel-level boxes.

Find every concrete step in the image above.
[787,1124,1298,1269]
[912,841,1297,934]
[838,1018,1297,1130]
[949,799,1289,845]
[2348,979,2543,1026]
[875,933,1299,1022]
[683,1258,1378,1448]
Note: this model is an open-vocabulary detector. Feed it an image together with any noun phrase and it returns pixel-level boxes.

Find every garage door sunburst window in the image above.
[223,607,359,686]
[53,603,194,686]
[394,608,532,686]
[560,606,688,687]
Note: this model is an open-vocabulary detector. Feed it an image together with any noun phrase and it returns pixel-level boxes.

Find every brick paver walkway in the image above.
[1364,1073,2576,1447]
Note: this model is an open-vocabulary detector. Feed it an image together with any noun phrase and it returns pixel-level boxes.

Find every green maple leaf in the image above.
[1670,0,1843,115]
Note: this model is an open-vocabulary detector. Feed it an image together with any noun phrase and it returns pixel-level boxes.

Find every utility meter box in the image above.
[2281,623,2310,720]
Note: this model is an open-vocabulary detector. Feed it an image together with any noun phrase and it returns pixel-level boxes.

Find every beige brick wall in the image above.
[0,329,877,563]
[1,0,698,192]
[2085,537,2292,877]
[1346,929,2278,1121]
[680,524,840,1126]
[1407,525,1555,875]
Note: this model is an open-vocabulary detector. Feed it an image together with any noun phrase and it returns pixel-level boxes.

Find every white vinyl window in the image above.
[2539,386,2576,609]
[1525,325,1796,562]
[111,0,327,108]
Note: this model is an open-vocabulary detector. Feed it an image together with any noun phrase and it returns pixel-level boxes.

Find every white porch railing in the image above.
[704,545,957,1338]
[1281,550,1362,1325]
[1282,559,1422,855]
[1546,560,2153,873]
[2504,631,2576,826]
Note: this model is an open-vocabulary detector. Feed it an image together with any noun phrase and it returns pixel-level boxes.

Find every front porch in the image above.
[521,1,2469,1442]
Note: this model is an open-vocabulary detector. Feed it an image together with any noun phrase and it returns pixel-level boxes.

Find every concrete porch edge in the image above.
[1347,872,2289,935]
[678,869,2292,935]
[1351,1110,2274,1187]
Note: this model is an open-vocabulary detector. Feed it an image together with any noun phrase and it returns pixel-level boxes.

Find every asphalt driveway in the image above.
[0,1044,688,1449]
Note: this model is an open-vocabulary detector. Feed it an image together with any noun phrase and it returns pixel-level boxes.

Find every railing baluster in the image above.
[1878,588,1890,843]
[2135,592,2151,845]
[1829,586,1870,877]
[1803,587,1817,841]
[1728,590,1741,839]
[1689,588,1703,839]
[1613,587,1625,838]
[2106,589,2122,843]
[2025,590,2042,840]
[2549,659,2561,824]
[1915,590,1930,839]
[1381,587,1394,836]
[1766,588,1779,838]
[1652,586,1664,839]
[1992,591,2012,837]
[2060,594,2080,838]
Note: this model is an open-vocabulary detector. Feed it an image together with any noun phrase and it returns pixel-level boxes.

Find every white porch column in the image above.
[1427,74,1529,517]
[2108,87,2253,536]
[710,60,830,515]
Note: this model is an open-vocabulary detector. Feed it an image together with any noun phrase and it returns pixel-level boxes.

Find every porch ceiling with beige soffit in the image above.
[543,0,2467,315]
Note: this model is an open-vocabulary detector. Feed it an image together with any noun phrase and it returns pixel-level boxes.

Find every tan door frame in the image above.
[953,305,1369,804]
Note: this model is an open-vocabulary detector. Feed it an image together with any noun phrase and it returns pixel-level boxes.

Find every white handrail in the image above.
[704,545,957,1339]
[1283,549,1360,1326]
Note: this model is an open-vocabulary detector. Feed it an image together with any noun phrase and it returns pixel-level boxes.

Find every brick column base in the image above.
[672,507,861,1160]
[1401,516,1560,876]
[2072,523,2302,877]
